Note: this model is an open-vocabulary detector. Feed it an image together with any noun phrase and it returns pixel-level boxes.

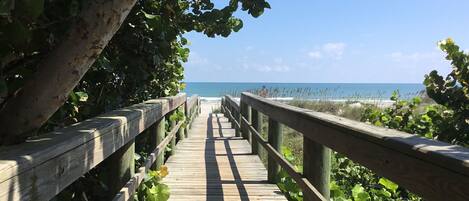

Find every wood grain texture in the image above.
[164,103,287,201]
[241,92,469,201]
[0,94,186,201]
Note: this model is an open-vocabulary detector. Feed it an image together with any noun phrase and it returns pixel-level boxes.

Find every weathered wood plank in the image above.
[0,94,186,201]
[241,92,469,201]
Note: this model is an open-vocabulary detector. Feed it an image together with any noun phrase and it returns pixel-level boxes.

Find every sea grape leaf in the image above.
[352,184,370,201]
[156,184,170,201]
[378,178,398,193]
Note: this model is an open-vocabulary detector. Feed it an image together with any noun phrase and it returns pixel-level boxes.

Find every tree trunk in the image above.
[0,0,137,145]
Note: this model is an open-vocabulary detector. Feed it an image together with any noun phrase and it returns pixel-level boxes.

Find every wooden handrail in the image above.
[225,95,240,112]
[223,92,469,201]
[0,93,201,201]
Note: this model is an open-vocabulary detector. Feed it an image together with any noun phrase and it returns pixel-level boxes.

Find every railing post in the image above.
[267,118,282,183]
[228,104,236,129]
[251,108,261,155]
[231,103,240,137]
[198,99,201,114]
[102,140,135,200]
[152,116,165,169]
[303,138,331,200]
[221,97,225,113]
[178,105,185,140]
[169,112,176,156]
[184,99,189,138]
[240,100,251,140]
[235,109,241,137]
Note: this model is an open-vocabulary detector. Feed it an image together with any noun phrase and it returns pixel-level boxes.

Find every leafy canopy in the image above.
[0,0,270,131]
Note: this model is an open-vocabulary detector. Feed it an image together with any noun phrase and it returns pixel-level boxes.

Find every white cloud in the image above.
[307,42,346,60]
[389,51,443,62]
[257,64,290,72]
[186,51,208,65]
[308,51,322,59]
[273,57,283,63]
[323,43,346,58]
[241,57,290,73]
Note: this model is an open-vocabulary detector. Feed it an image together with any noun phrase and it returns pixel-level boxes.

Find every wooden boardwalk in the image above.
[164,102,286,201]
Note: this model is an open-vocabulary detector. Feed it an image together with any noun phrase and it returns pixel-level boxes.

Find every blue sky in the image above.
[183,0,469,83]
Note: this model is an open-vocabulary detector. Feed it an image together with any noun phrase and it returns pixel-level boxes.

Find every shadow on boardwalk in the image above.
[163,103,285,201]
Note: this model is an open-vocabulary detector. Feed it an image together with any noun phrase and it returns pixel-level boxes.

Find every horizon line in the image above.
[182,81,423,84]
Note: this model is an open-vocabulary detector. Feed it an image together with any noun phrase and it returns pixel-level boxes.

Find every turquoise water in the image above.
[183,82,425,100]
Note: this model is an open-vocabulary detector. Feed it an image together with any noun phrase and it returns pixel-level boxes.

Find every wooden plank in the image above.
[241,92,469,201]
[0,94,186,201]
[164,103,286,201]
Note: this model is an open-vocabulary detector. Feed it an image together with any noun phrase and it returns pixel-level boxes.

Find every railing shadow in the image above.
[202,113,250,201]
[216,113,249,201]
[205,113,224,201]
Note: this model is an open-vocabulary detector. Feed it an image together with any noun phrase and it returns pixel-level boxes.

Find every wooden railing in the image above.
[0,94,200,201]
[222,92,469,201]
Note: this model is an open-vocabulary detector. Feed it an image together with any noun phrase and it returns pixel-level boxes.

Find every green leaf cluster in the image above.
[1,0,270,133]
[361,91,442,139]
[2,0,271,199]
[136,166,170,201]
[277,146,303,201]
[423,38,469,145]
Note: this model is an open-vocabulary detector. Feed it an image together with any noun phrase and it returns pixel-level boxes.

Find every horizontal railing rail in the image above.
[222,92,469,201]
[0,93,201,201]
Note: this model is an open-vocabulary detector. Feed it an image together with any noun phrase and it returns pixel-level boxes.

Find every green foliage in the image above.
[0,0,270,133]
[423,38,469,145]
[136,166,170,201]
[361,91,437,138]
[169,108,185,123]
[351,184,370,201]
[361,89,465,146]
[330,152,415,201]
[277,146,303,201]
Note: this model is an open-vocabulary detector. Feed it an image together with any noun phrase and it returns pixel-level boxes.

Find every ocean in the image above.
[183,82,425,100]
